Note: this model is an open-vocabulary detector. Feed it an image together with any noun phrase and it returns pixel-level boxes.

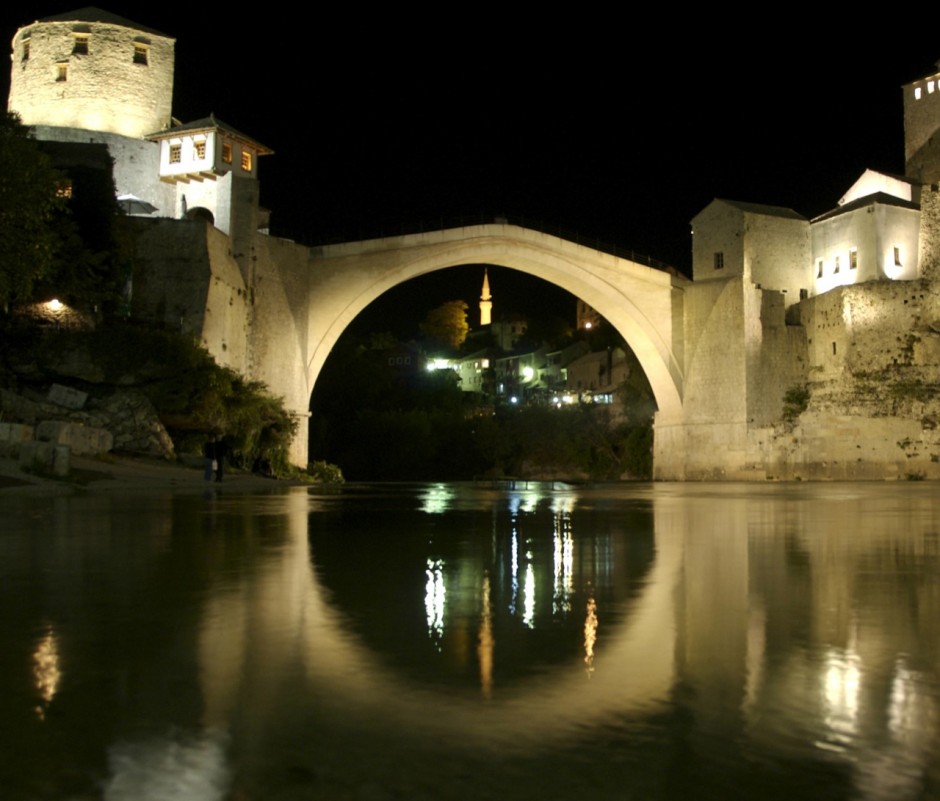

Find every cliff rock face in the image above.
[0,386,174,460]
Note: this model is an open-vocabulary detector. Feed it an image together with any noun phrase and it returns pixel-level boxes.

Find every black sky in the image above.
[3,7,939,327]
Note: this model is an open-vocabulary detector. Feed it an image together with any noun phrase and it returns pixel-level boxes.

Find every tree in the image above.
[0,112,66,310]
[420,300,469,350]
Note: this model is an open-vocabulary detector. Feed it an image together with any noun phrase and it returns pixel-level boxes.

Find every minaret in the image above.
[479,268,492,326]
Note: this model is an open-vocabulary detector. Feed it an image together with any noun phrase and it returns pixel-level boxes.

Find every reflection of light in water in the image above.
[523,560,535,629]
[888,659,935,744]
[478,573,494,699]
[507,490,541,516]
[550,495,575,516]
[823,649,861,739]
[420,484,454,514]
[425,558,446,650]
[33,625,61,720]
[553,512,573,616]
[104,730,229,801]
[584,597,597,675]
[509,523,519,615]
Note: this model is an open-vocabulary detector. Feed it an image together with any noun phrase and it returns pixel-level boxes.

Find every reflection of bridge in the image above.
[199,488,683,749]
[197,484,938,791]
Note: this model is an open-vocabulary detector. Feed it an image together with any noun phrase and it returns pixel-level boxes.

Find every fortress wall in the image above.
[9,19,174,140]
[691,203,745,282]
[918,185,940,281]
[126,218,248,374]
[30,126,177,214]
[655,278,751,480]
[744,215,811,304]
[746,282,940,479]
[746,289,808,428]
[247,234,318,465]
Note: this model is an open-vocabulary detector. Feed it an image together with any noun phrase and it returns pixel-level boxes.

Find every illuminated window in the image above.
[850,248,858,269]
[915,86,922,100]
[929,81,935,94]
[72,35,89,55]
[241,151,252,171]
[894,246,902,267]
[834,255,840,274]
[714,251,724,270]
[22,39,29,61]
[194,141,206,160]
[169,144,181,164]
[133,44,148,64]
[222,143,232,164]
[56,62,68,81]
[817,259,824,278]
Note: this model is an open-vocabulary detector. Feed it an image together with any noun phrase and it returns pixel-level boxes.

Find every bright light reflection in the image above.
[420,484,453,514]
[509,525,519,616]
[823,649,861,736]
[523,561,536,629]
[888,659,934,743]
[552,513,573,616]
[47,298,62,312]
[478,573,494,700]
[584,597,597,676]
[425,558,446,650]
[33,625,61,719]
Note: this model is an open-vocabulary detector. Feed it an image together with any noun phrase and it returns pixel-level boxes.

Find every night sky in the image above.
[4,7,940,332]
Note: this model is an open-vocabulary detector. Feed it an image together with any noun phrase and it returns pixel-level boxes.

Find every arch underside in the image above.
[306,226,684,422]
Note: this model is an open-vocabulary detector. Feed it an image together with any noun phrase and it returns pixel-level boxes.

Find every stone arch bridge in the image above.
[134,220,784,479]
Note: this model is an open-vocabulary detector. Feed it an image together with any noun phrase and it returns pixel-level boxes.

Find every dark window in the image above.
[714,252,724,270]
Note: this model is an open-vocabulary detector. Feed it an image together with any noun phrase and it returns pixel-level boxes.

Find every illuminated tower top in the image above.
[8,8,175,139]
[479,268,492,326]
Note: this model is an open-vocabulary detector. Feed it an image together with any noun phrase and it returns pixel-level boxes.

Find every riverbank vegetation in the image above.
[0,323,300,476]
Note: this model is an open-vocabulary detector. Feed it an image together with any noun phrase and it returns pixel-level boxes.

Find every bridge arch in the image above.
[306,224,686,423]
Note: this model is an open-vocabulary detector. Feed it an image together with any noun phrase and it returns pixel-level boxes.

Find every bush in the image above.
[307,461,344,484]
[782,385,809,421]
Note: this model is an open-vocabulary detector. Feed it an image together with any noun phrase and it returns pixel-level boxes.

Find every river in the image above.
[1,481,938,800]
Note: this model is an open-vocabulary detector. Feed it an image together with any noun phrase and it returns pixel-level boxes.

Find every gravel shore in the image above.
[0,453,307,496]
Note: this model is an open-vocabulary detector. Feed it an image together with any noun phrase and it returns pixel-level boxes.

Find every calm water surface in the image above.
[1,482,939,800]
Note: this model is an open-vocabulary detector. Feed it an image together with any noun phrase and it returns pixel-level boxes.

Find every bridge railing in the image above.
[306,213,678,275]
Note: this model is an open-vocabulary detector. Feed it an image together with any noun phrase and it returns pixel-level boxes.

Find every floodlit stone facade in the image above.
[8,10,174,139]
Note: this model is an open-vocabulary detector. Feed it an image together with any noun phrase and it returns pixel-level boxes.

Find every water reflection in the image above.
[2,483,939,799]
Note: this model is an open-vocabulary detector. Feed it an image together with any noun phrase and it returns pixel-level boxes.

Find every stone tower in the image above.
[480,268,492,326]
[904,63,940,281]
[8,8,175,139]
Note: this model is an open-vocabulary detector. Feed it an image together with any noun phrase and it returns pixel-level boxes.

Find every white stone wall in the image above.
[30,125,176,215]
[743,213,810,305]
[247,235,318,465]
[745,288,807,427]
[127,218,248,374]
[9,18,174,139]
[813,204,920,295]
[903,74,940,169]
[691,202,746,282]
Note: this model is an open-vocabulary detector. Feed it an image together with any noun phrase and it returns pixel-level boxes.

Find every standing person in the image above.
[214,437,228,483]
[203,437,216,482]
